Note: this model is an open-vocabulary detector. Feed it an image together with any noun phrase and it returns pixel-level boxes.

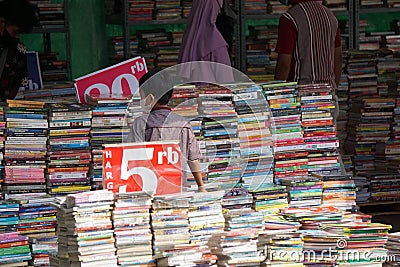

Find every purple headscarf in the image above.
[178,0,229,63]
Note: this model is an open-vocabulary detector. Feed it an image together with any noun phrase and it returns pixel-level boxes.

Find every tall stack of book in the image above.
[267,0,290,14]
[0,231,32,266]
[346,50,378,99]
[298,84,341,175]
[245,0,268,15]
[12,197,57,267]
[0,104,5,198]
[151,193,192,265]
[113,192,154,266]
[280,177,323,207]
[62,190,117,266]
[197,85,240,191]
[188,191,225,245]
[170,84,199,118]
[322,223,391,267]
[46,103,92,195]
[231,83,273,189]
[261,82,308,184]
[31,1,65,29]
[154,0,181,20]
[0,202,19,233]
[87,94,131,190]
[127,0,154,21]
[312,173,356,211]
[346,97,395,172]
[3,100,48,200]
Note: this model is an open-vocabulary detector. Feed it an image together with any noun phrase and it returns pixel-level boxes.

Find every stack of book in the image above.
[230,83,273,188]
[154,0,181,20]
[267,0,290,14]
[222,187,253,213]
[12,197,57,267]
[298,84,341,175]
[346,97,395,172]
[312,173,356,211]
[262,214,301,232]
[63,190,117,266]
[248,184,288,214]
[188,191,225,245]
[31,1,65,29]
[0,231,31,266]
[261,82,308,184]
[156,45,180,68]
[21,82,77,103]
[39,53,69,83]
[182,0,192,18]
[323,0,348,11]
[0,104,5,198]
[170,84,199,118]
[346,50,378,99]
[0,202,19,233]
[138,30,170,69]
[113,192,154,266]
[47,103,92,195]
[87,94,131,190]
[198,85,241,191]
[384,33,400,53]
[151,193,192,265]
[385,232,400,265]
[245,0,268,15]
[3,100,48,199]
[387,0,400,7]
[208,228,261,266]
[360,172,400,202]
[360,0,384,8]
[127,0,154,21]
[353,175,370,203]
[280,177,323,208]
[322,223,391,266]
[109,37,138,60]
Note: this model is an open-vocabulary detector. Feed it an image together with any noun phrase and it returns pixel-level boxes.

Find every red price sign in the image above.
[74,56,147,103]
[103,142,182,196]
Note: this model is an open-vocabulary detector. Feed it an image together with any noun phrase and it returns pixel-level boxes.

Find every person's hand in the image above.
[198,186,207,192]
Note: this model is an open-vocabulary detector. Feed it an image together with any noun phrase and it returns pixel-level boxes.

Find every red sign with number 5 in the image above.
[103,142,182,196]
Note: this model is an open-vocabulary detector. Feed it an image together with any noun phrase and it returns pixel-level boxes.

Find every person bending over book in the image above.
[127,67,206,192]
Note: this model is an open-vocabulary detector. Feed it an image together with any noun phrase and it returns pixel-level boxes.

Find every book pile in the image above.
[346,50,378,99]
[39,53,69,83]
[377,57,400,80]
[12,197,57,267]
[127,0,154,21]
[359,29,381,51]
[60,190,117,266]
[109,37,138,60]
[47,103,92,195]
[385,232,400,265]
[346,97,395,172]
[322,223,391,266]
[208,228,262,266]
[323,0,347,11]
[87,94,131,190]
[262,214,301,232]
[170,84,199,118]
[154,0,181,20]
[261,82,308,184]
[0,231,31,266]
[156,45,180,68]
[197,85,241,191]
[3,100,48,199]
[384,33,400,54]
[245,0,268,15]
[188,191,225,245]
[113,192,154,266]
[298,84,341,175]
[387,0,400,7]
[157,243,218,266]
[360,0,384,8]
[312,173,356,211]
[21,82,77,103]
[267,0,290,14]
[281,206,344,230]
[222,187,253,214]
[138,30,170,69]
[353,175,370,203]
[248,184,288,214]
[280,177,323,208]
[182,0,192,18]
[337,73,350,147]
[231,83,273,189]
[0,104,5,198]
[31,1,65,29]
[376,140,400,172]
[359,172,400,202]
[151,193,192,265]
[0,202,19,233]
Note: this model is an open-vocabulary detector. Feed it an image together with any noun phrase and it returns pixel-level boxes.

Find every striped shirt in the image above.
[275,0,341,87]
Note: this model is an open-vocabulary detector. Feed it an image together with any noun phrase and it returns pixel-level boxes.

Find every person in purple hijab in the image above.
[178,0,233,83]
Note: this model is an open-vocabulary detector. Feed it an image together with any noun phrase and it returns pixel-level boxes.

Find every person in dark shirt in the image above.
[0,0,36,100]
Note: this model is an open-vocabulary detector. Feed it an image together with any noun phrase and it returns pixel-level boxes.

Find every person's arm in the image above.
[187,160,205,192]
[275,53,292,81]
